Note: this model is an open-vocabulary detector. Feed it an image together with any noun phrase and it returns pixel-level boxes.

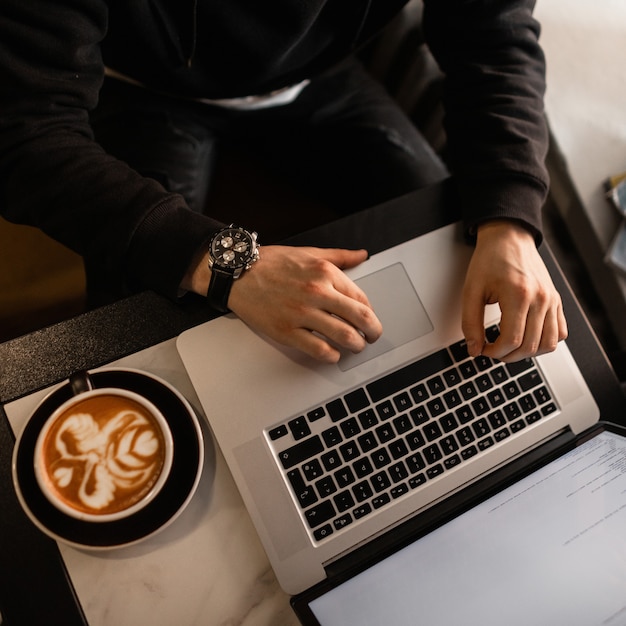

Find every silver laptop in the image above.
[176,221,599,596]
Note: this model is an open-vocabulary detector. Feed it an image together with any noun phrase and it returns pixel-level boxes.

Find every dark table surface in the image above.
[2,181,625,626]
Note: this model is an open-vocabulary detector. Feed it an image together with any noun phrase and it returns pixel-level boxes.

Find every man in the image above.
[0,0,566,363]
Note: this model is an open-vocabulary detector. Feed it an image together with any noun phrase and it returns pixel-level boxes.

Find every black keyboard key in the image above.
[393,392,413,412]
[427,375,445,395]
[371,471,391,493]
[314,524,333,541]
[487,389,506,407]
[426,397,446,417]
[444,454,461,470]
[340,417,361,438]
[406,430,426,451]
[353,458,374,478]
[449,339,469,362]
[459,381,478,401]
[490,366,508,384]
[305,500,335,529]
[389,439,409,460]
[316,476,337,498]
[526,411,542,425]
[455,406,474,424]
[474,355,493,371]
[510,419,526,433]
[389,461,409,483]
[321,450,342,471]
[477,436,494,451]
[506,358,534,376]
[334,513,352,530]
[353,480,373,502]
[302,459,323,481]
[423,443,442,464]
[376,423,396,444]
[503,402,522,421]
[518,393,537,413]
[409,474,427,488]
[334,467,356,488]
[327,398,348,422]
[279,436,324,469]
[534,386,552,405]
[357,432,378,453]
[542,403,557,416]
[345,388,369,413]
[339,441,360,462]
[494,428,510,442]
[367,349,453,402]
[334,490,355,512]
[358,408,378,429]
[443,389,462,409]
[373,493,391,507]
[488,409,507,428]
[287,469,318,508]
[424,422,442,442]
[485,325,500,343]
[322,426,342,447]
[406,452,426,473]
[393,413,413,434]
[308,407,326,422]
[503,381,521,399]
[391,483,409,499]
[456,426,475,447]
[410,383,429,403]
[440,436,459,455]
[410,406,429,426]
[269,425,288,440]
[475,374,493,392]
[471,397,490,416]
[443,368,462,387]
[519,370,543,391]
[472,418,491,438]
[376,400,396,420]
[459,361,477,379]
[426,464,444,479]
[353,503,372,519]
[288,416,311,440]
[461,445,478,460]
[371,448,392,469]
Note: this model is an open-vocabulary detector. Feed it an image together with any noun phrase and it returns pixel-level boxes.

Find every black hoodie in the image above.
[0,0,548,299]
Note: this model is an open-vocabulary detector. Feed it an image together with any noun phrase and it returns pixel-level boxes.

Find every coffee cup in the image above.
[33,371,174,523]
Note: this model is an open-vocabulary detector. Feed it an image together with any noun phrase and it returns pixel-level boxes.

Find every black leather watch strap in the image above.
[207,265,233,313]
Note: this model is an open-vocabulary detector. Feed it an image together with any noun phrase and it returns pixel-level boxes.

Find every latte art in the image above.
[39,395,167,516]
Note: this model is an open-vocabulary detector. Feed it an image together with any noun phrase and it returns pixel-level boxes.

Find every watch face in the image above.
[210,227,258,270]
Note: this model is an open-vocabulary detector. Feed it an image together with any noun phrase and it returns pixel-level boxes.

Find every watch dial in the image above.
[212,228,257,268]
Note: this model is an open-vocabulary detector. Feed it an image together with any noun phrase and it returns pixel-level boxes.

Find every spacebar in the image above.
[366,349,453,403]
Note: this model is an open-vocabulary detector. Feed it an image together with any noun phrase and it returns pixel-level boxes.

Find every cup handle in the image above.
[69,370,94,396]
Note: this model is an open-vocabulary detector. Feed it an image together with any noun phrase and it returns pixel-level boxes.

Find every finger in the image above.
[305,247,369,270]
[461,286,488,358]
[481,304,529,361]
[288,328,343,364]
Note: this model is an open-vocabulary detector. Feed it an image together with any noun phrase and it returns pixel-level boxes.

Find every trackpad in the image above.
[338,263,433,371]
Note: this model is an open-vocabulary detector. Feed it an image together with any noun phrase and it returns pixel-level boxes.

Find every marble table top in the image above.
[5,338,300,626]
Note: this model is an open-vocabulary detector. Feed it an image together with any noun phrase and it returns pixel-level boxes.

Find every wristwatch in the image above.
[207,225,260,312]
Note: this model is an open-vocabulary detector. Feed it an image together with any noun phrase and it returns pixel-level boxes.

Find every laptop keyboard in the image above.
[266,325,558,543]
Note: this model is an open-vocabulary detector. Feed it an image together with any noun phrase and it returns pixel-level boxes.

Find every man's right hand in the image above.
[183,244,383,363]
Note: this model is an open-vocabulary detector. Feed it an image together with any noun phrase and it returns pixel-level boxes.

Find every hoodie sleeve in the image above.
[423,0,549,242]
[0,0,222,299]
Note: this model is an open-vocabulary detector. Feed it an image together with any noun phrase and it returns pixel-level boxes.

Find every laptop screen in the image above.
[298,425,626,625]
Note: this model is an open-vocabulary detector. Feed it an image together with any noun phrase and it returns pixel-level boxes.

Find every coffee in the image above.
[35,389,172,520]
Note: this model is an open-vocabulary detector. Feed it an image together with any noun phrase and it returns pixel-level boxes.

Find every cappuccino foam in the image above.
[38,394,167,516]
